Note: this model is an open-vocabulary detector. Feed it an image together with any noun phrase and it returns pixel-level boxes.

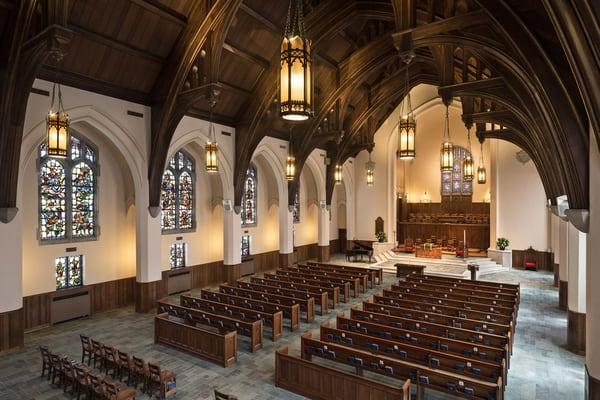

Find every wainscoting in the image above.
[295,243,318,262]
[512,249,554,271]
[0,308,24,353]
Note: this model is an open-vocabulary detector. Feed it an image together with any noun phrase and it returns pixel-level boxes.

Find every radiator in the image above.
[168,270,191,295]
[51,289,90,324]
[240,259,254,276]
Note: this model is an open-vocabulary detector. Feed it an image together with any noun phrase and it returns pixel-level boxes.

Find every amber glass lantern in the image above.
[462,126,474,181]
[365,152,375,186]
[334,164,343,185]
[46,81,69,158]
[440,105,453,171]
[205,101,218,173]
[397,54,416,159]
[280,0,312,121]
[286,155,296,181]
[477,141,487,184]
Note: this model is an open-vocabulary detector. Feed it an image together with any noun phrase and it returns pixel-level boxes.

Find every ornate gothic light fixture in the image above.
[286,128,296,181]
[397,51,416,159]
[46,61,69,157]
[440,105,454,171]
[205,96,218,173]
[279,0,313,121]
[365,151,375,186]
[477,140,487,184]
[334,164,343,185]
[462,125,474,181]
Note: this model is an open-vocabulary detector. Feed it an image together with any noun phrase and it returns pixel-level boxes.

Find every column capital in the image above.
[565,209,589,233]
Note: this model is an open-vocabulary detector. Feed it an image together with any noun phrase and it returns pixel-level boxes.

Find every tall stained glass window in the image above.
[292,190,300,223]
[55,255,84,290]
[39,135,97,242]
[441,146,473,196]
[170,243,187,269]
[161,151,195,232]
[241,165,257,226]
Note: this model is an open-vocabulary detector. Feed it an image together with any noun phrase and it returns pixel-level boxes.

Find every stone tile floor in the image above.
[0,268,584,400]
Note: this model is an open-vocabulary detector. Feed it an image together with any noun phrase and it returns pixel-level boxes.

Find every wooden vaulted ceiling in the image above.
[0,0,599,223]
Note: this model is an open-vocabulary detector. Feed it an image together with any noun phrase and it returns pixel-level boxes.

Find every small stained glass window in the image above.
[241,165,257,226]
[293,190,300,223]
[161,151,195,232]
[241,235,251,258]
[55,255,83,290]
[170,243,186,269]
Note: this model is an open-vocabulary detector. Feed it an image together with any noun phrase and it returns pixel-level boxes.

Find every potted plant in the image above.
[496,237,510,251]
[375,231,387,243]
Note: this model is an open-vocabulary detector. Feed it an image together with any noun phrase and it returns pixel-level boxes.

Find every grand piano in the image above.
[346,241,373,263]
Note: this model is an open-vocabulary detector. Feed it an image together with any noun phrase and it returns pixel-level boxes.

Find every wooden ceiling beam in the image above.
[239,2,282,33]
[392,0,416,30]
[316,53,338,69]
[218,80,252,97]
[223,41,270,69]
[438,76,505,97]
[131,0,187,26]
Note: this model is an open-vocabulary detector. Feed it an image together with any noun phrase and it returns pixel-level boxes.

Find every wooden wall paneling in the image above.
[191,261,224,288]
[329,239,340,254]
[399,222,490,250]
[134,280,167,313]
[252,250,280,273]
[512,249,553,271]
[23,292,52,331]
[0,308,24,353]
[90,277,135,314]
[294,243,318,263]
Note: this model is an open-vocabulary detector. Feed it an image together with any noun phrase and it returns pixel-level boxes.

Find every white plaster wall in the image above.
[293,169,318,246]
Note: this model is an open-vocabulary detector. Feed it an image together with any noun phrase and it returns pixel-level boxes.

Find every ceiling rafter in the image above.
[223,41,270,69]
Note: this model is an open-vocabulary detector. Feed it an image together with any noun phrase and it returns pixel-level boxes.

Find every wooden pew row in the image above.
[263,272,347,304]
[198,289,300,331]
[363,301,511,339]
[397,280,518,303]
[306,261,383,286]
[284,264,367,293]
[180,294,283,341]
[275,269,359,299]
[382,289,515,318]
[351,308,510,354]
[221,284,315,323]
[335,315,508,369]
[301,332,503,400]
[157,302,263,352]
[390,283,516,310]
[319,321,506,385]
[406,273,520,291]
[246,278,330,315]
[373,295,514,327]
[275,346,411,400]
[154,312,237,367]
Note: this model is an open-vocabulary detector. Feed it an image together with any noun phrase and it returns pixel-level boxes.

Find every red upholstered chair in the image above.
[404,239,415,253]
[524,247,538,271]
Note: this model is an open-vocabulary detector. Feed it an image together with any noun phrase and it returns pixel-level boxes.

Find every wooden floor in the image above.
[0,268,584,400]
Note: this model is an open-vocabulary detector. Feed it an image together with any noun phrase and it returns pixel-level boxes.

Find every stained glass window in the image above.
[161,151,195,232]
[241,235,251,258]
[39,135,97,242]
[55,255,83,290]
[441,146,473,196]
[169,243,186,269]
[292,189,300,223]
[241,165,257,226]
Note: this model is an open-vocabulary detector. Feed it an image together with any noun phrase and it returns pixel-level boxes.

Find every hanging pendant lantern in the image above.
[280,0,313,121]
[286,127,296,181]
[397,52,416,159]
[46,80,69,158]
[205,98,218,173]
[365,152,375,187]
[440,105,454,171]
[477,141,487,184]
[334,164,343,185]
[462,126,474,181]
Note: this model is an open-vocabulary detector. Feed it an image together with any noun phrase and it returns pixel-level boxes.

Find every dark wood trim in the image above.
[318,245,330,262]
[329,239,340,254]
[280,252,294,268]
[559,280,568,311]
[0,308,24,353]
[512,248,554,271]
[587,365,600,400]
[223,264,241,285]
[251,250,280,273]
[295,243,319,263]
[567,310,586,355]
[554,263,559,287]
[134,280,167,313]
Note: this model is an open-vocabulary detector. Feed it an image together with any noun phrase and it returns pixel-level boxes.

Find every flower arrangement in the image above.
[375,231,387,243]
[496,237,509,250]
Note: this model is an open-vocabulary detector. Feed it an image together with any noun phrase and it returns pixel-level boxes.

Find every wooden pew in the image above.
[180,294,283,341]
[382,289,515,318]
[390,283,517,310]
[301,332,503,400]
[396,280,518,303]
[319,321,506,385]
[199,289,300,331]
[275,269,358,299]
[335,315,508,369]
[245,278,330,315]
[373,295,514,327]
[154,312,237,367]
[283,264,367,294]
[306,261,383,286]
[157,302,263,352]
[406,273,520,291]
[351,308,510,354]
[275,346,411,400]
[221,284,315,323]
[258,273,340,308]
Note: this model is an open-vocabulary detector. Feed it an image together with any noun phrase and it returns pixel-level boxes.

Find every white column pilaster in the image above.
[135,201,161,283]
[318,204,330,247]
[223,206,241,266]
[567,223,586,313]
[279,202,293,255]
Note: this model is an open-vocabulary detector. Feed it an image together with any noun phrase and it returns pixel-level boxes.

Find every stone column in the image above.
[567,222,586,354]
[551,213,561,287]
[223,204,242,283]
[0,210,24,352]
[586,127,600,399]
[558,218,569,310]
[318,202,330,262]
[279,203,294,267]
[134,202,163,313]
